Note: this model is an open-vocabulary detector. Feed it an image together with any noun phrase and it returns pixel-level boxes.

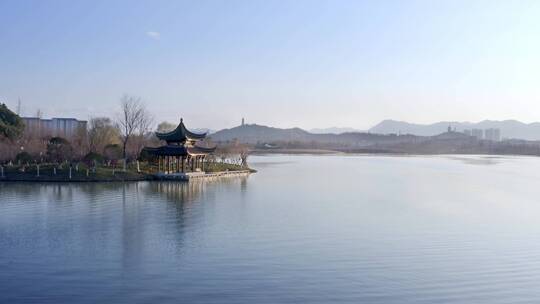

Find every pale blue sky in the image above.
[1,0,540,130]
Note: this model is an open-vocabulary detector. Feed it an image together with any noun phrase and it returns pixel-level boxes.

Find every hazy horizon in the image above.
[2,0,540,130]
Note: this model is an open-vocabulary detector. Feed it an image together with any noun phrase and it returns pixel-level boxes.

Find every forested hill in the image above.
[210,124,312,143]
[209,124,414,145]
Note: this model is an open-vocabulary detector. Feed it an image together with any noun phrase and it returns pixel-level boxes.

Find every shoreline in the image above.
[0,169,256,183]
[252,149,540,158]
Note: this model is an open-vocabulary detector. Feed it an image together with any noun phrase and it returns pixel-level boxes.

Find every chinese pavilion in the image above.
[144,119,216,174]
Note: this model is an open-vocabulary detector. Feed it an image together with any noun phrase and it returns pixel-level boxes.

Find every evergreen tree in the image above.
[0,103,25,140]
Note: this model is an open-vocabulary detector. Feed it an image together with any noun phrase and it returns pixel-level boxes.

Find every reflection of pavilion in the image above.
[150,181,206,204]
[143,119,215,174]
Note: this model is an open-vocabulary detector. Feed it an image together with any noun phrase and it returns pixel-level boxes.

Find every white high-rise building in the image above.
[21,117,87,138]
[485,128,501,141]
[471,129,484,139]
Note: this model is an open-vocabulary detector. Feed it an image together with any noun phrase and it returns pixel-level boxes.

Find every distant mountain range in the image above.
[368,120,540,140]
[209,119,540,143]
[205,119,540,157]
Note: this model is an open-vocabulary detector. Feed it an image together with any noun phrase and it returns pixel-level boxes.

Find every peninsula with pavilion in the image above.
[140,118,253,181]
[0,116,253,182]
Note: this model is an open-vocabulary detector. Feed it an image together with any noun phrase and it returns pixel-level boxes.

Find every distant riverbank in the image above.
[252,148,540,157]
[252,148,342,155]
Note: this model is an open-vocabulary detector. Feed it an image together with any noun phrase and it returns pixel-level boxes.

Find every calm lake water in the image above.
[2,154,540,303]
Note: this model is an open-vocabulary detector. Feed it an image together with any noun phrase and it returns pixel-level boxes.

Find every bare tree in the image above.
[72,125,89,159]
[116,95,153,167]
[239,146,250,167]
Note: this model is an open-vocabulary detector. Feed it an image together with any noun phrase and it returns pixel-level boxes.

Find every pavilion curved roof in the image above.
[156,119,207,142]
[143,145,216,156]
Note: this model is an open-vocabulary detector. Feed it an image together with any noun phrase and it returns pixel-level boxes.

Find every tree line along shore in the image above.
[0,97,251,182]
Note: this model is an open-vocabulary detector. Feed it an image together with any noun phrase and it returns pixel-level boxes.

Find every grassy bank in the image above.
[0,162,254,182]
[0,164,148,182]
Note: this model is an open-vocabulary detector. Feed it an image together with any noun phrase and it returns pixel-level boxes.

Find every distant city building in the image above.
[471,129,484,139]
[485,128,501,141]
[22,117,87,138]
[463,129,472,136]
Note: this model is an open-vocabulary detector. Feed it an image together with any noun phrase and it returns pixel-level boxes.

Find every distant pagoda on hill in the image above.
[144,119,216,174]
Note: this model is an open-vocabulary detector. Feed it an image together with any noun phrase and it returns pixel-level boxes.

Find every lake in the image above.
[2,154,540,303]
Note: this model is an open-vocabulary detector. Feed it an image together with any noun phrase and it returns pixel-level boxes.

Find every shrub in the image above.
[15,151,32,164]
[138,148,156,162]
[47,137,73,163]
[103,144,122,161]
[82,152,104,166]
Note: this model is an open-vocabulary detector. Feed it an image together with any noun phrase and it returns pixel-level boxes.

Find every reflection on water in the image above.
[2,155,540,303]
[0,177,251,304]
[446,155,503,165]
